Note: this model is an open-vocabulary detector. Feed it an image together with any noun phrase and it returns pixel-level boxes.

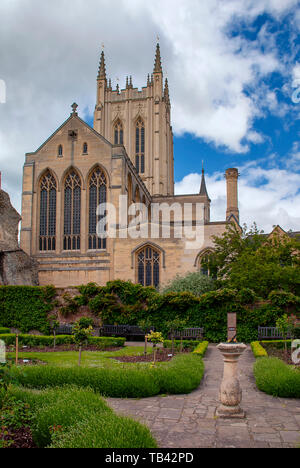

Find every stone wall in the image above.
[0,188,38,285]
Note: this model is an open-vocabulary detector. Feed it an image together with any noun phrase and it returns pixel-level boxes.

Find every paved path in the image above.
[107,345,300,448]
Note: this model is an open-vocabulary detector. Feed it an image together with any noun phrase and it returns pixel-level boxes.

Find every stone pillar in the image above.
[216,343,247,419]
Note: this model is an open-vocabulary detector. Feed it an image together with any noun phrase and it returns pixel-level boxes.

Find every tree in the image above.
[72,318,94,366]
[49,314,59,349]
[146,331,164,364]
[205,223,300,298]
[160,272,215,296]
[276,314,295,354]
[166,317,187,354]
[138,318,153,356]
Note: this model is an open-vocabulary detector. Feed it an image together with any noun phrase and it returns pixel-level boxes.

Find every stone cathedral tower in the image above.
[93,44,174,196]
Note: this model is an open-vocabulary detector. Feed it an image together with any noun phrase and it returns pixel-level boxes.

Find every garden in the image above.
[0,224,299,448]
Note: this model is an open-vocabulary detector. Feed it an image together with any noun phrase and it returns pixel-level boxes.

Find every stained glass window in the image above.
[137,246,160,288]
[88,167,107,250]
[135,119,145,174]
[63,170,81,250]
[58,145,63,157]
[39,171,57,251]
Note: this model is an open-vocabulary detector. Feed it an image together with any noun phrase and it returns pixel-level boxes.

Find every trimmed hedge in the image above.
[0,327,10,334]
[251,341,268,358]
[253,357,300,398]
[163,340,200,350]
[9,386,157,448]
[0,334,125,349]
[11,354,205,398]
[0,286,56,334]
[192,341,209,357]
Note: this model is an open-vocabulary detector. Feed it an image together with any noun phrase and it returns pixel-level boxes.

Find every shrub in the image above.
[11,354,204,398]
[251,341,268,358]
[0,286,55,334]
[160,272,215,296]
[163,340,200,350]
[9,386,157,448]
[253,357,300,398]
[192,341,209,357]
[0,327,10,334]
[0,334,125,349]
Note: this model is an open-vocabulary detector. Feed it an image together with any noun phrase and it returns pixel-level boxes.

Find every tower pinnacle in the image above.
[199,164,209,198]
[98,50,107,80]
[154,42,162,73]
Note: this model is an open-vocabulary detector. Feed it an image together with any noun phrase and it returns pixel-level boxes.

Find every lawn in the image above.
[7,346,153,368]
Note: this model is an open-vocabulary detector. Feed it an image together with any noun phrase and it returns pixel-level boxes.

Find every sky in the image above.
[0,0,299,233]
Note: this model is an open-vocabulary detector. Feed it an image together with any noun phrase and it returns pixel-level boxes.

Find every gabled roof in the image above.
[26,112,112,156]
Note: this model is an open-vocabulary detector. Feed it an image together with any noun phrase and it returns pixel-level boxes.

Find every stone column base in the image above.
[216,405,245,419]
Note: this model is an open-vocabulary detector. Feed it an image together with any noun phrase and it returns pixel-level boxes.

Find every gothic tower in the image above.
[93,44,174,196]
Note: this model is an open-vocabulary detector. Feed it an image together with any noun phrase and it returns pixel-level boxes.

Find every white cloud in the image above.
[0,0,298,215]
[175,164,300,232]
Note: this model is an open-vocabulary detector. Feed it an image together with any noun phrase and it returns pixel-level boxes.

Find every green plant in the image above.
[276,314,295,353]
[72,318,94,366]
[160,272,215,296]
[253,357,300,398]
[0,328,10,334]
[192,341,209,357]
[251,341,268,358]
[166,317,187,354]
[146,331,164,363]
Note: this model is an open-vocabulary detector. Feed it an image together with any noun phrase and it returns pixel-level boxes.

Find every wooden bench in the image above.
[55,325,73,335]
[169,327,204,340]
[258,326,291,340]
[99,325,153,339]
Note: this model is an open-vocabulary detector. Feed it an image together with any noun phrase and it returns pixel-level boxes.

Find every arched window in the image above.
[83,142,88,154]
[135,118,145,174]
[197,249,215,277]
[114,120,123,145]
[39,171,57,251]
[88,167,107,250]
[58,145,63,157]
[137,246,160,288]
[63,170,81,250]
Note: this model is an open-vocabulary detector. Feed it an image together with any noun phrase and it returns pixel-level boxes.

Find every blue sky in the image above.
[0,0,299,232]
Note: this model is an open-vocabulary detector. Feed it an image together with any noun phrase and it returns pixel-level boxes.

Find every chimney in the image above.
[225,168,239,223]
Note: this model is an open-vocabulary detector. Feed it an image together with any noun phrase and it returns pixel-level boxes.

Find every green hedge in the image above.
[0,327,10,334]
[9,386,157,448]
[163,340,201,350]
[0,334,125,349]
[251,341,268,358]
[192,341,209,357]
[11,354,205,398]
[0,286,56,334]
[253,357,300,398]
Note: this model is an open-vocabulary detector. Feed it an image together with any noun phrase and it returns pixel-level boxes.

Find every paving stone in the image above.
[280,431,300,443]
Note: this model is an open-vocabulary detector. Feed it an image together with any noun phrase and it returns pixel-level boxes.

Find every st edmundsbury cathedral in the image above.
[19,44,240,288]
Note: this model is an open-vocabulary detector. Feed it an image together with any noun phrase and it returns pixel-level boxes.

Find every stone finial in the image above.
[164,78,170,104]
[154,42,163,73]
[97,50,107,80]
[71,102,78,115]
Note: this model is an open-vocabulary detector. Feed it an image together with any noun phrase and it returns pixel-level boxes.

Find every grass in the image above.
[7,346,152,368]
[8,385,157,448]
[10,353,205,398]
[253,357,300,398]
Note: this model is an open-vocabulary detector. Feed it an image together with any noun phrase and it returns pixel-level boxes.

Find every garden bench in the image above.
[169,327,204,340]
[55,325,73,335]
[99,325,153,339]
[258,326,292,340]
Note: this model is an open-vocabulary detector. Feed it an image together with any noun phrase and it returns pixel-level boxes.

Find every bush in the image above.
[9,386,157,448]
[0,334,125,349]
[163,340,200,350]
[11,354,205,398]
[0,327,10,334]
[253,357,300,398]
[251,341,268,358]
[192,341,209,357]
[0,286,55,334]
[160,272,215,296]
